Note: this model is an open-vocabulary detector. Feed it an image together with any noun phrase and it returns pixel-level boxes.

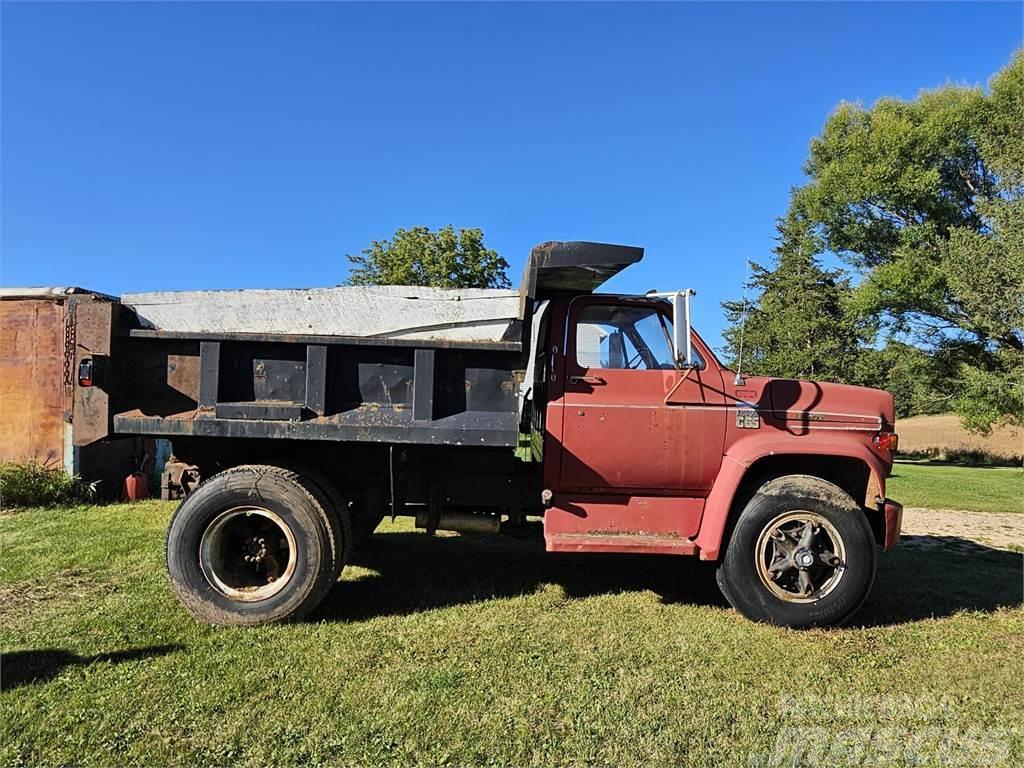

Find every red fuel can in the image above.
[124,471,149,501]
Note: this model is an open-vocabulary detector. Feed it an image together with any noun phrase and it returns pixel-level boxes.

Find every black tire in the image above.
[716,474,877,629]
[165,464,346,626]
[352,511,386,549]
[274,462,351,581]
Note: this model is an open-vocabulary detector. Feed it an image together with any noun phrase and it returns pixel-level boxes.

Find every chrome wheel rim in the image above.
[755,511,846,603]
[200,506,297,602]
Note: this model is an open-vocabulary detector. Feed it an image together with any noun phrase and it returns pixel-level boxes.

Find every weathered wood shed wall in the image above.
[1,288,153,497]
[0,296,70,470]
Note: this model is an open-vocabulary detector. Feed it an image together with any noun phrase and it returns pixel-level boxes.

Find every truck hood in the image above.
[728,377,895,430]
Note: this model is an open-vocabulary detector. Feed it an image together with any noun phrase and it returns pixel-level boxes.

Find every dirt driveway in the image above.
[901,507,1024,551]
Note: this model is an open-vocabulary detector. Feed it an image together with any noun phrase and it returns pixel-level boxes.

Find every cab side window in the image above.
[575,304,677,370]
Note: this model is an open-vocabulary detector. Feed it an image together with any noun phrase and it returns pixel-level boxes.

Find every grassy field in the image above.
[896,413,1022,464]
[887,463,1024,514]
[2,501,1023,767]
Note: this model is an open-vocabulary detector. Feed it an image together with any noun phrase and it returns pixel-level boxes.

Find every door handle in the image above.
[570,375,606,385]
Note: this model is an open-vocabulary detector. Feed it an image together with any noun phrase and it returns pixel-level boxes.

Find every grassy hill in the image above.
[896,413,1022,465]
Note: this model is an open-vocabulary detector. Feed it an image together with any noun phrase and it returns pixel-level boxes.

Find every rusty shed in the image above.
[0,287,152,495]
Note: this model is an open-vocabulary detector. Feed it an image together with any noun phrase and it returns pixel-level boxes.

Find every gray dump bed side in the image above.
[121,286,522,345]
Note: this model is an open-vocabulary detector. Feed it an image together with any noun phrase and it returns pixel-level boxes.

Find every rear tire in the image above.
[165,464,347,626]
[274,462,351,581]
[716,475,876,628]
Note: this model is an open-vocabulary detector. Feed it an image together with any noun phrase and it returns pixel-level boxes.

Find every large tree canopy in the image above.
[345,226,511,289]
[725,50,1023,431]
[795,54,1022,354]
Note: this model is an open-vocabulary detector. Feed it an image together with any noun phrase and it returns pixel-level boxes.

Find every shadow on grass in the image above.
[320,531,1023,628]
[2,645,181,689]
[319,532,727,623]
[855,535,1023,627]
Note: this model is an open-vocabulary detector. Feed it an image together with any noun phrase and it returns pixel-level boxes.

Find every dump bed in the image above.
[122,285,522,344]
[71,241,643,450]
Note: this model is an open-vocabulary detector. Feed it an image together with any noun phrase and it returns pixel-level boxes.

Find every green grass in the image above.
[2,502,1023,767]
[888,463,1024,513]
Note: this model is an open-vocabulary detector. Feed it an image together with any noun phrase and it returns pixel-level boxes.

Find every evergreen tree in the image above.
[722,210,872,382]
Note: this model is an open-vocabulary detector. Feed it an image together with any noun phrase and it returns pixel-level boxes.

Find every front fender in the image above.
[694,433,889,561]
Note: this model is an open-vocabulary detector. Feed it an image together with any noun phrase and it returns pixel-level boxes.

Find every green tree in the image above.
[722,210,872,382]
[854,340,972,419]
[781,50,1024,430]
[345,226,511,289]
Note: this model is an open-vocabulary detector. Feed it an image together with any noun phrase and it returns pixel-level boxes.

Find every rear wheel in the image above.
[716,475,876,628]
[166,465,347,626]
[274,463,350,581]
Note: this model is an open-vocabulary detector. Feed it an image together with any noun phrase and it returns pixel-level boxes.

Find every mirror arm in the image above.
[673,292,685,369]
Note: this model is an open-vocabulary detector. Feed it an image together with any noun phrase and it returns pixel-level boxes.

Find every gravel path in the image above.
[900,507,1024,551]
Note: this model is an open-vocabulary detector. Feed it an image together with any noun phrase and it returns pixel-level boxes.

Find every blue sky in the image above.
[2,2,1021,353]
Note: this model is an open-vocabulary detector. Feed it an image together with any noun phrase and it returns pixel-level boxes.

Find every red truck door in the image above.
[554,298,726,495]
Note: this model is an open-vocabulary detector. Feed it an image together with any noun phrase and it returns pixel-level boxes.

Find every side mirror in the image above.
[671,291,694,368]
[647,289,697,369]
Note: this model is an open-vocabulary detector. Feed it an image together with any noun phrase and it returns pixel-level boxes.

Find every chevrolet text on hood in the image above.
[65,240,902,628]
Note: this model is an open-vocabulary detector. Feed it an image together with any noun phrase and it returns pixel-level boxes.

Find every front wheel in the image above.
[716,475,876,628]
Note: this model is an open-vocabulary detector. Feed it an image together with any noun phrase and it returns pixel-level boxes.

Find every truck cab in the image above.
[70,240,902,628]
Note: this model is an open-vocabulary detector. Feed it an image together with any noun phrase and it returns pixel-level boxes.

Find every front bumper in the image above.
[879,498,903,549]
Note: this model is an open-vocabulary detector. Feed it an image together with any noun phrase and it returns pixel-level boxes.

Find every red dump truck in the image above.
[68,241,902,628]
